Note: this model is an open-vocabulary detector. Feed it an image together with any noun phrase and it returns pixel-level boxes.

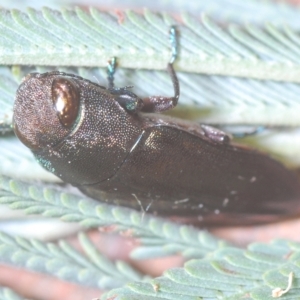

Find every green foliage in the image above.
[0,176,228,259]
[0,287,24,300]
[102,240,300,299]
[1,176,300,299]
[1,2,300,299]
[0,6,300,83]
[0,230,143,289]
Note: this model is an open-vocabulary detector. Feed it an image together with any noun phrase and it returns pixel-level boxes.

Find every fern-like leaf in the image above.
[102,239,300,299]
[0,175,229,259]
[0,8,300,82]
[0,231,143,289]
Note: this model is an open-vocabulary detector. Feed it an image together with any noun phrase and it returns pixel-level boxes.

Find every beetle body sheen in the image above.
[13,71,300,224]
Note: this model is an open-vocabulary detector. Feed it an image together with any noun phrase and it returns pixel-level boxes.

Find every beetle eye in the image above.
[51,77,80,128]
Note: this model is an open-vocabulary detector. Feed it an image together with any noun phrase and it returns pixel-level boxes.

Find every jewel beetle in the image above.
[13,27,300,224]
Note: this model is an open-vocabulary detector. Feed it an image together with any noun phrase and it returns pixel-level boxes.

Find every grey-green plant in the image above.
[1,1,300,299]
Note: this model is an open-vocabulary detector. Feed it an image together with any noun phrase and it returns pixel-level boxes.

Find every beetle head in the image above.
[13,73,76,150]
[13,72,141,185]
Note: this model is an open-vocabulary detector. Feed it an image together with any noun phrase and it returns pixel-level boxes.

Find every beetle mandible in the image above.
[13,26,300,224]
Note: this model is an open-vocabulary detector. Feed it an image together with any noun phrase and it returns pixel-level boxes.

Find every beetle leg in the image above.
[140,63,179,113]
[140,26,180,113]
[231,126,265,138]
[109,25,180,114]
[0,123,12,134]
[110,88,144,113]
[206,124,266,138]
[106,57,145,113]
[201,125,231,144]
[111,61,180,114]
[107,57,117,89]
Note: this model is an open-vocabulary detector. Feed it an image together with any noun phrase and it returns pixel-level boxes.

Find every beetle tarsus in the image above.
[107,57,117,89]
[169,25,178,64]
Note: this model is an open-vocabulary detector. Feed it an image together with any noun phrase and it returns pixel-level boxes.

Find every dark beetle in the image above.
[12,41,300,225]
